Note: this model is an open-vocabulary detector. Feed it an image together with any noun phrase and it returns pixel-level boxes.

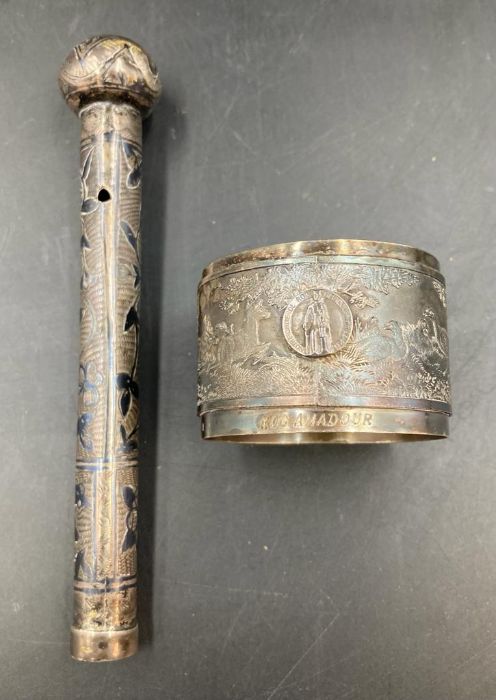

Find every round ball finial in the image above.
[58,35,161,115]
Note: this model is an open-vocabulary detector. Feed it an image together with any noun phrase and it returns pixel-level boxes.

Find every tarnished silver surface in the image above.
[59,35,161,661]
[198,240,451,443]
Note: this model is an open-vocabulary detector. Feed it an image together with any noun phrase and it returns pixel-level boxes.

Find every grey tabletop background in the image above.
[0,1,494,698]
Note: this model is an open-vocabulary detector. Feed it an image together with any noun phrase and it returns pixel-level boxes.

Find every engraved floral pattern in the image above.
[72,103,142,631]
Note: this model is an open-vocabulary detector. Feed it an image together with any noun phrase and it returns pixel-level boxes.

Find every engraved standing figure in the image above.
[303,291,332,355]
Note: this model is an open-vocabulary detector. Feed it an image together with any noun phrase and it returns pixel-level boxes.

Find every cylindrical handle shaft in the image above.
[59,36,160,662]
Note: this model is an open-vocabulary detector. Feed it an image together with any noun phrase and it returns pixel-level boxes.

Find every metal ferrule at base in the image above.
[198,240,451,444]
[71,625,138,662]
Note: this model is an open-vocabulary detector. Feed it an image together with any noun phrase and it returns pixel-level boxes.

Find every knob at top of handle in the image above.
[58,35,161,115]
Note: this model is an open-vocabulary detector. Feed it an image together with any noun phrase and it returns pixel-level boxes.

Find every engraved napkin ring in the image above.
[198,240,451,444]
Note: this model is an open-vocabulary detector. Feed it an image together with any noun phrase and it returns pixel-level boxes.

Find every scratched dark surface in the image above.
[0,0,494,698]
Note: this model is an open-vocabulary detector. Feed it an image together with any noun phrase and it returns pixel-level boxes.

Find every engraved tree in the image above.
[214,274,271,351]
